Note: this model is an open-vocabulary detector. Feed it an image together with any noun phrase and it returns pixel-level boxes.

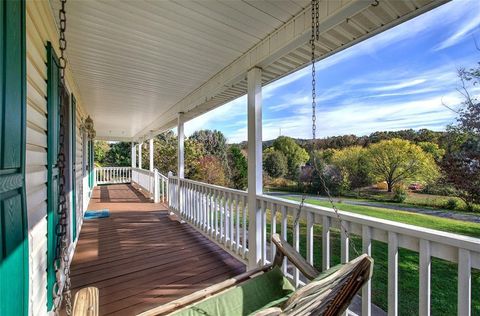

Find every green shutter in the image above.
[46,41,61,310]
[71,95,77,240]
[0,0,29,315]
[88,139,94,189]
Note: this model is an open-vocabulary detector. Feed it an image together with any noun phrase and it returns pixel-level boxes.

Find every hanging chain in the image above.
[293,0,360,258]
[53,0,72,314]
[59,0,67,81]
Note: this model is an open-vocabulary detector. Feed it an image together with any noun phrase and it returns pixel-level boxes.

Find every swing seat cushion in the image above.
[171,267,295,316]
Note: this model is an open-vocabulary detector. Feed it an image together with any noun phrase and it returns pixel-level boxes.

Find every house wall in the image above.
[25,1,91,314]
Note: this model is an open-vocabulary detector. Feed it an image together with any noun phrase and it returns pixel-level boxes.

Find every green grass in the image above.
[276,197,480,315]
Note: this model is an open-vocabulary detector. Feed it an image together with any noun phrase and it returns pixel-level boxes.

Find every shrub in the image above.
[444,198,459,210]
[393,185,407,203]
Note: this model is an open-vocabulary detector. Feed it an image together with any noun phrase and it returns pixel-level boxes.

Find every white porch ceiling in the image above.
[50,0,448,141]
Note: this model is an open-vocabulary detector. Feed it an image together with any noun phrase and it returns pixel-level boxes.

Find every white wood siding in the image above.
[26,1,90,314]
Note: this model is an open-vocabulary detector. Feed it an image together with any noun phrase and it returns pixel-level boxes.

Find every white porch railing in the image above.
[95,166,131,184]
[95,167,169,203]
[168,175,480,316]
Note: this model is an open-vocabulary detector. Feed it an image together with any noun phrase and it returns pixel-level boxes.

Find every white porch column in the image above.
[177,113,185,216]
[149,138,154,172]
[247,67,263,269]
[131,142,136,168]
[177,113,185,178]
[138,142,143,169]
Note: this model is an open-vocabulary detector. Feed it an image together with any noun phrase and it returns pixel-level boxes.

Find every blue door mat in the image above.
[84,209,110,219]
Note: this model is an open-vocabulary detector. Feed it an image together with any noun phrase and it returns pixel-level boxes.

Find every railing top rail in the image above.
[157,172,168,180]
[96,166,132,169]
[132,167,154,176]
[177,177,248,196]
[258,193,480,254]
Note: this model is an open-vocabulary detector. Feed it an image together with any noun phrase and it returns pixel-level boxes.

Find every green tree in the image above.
[228,145,247,190]
[94,140,110,166]
[154,131,177,174]
[263,148,288,178]
[272,136,309,179]
[331,146,372,190]
[367,138,439,192]
[418,141,445,162]
[104,142,131,167]
[185,138,205,179]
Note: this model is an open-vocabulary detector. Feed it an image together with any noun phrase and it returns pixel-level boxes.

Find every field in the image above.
[278,197,480,315]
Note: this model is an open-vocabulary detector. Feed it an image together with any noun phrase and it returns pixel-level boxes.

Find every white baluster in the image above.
[293,206,300,287]
[306,211,314,265]
[322,216,331,271]
[458,248,471,316]
[362,226,372,316]
[281,205,288,274]
[388,231,399,316]
[270,203,277,263]
[261,200,267,266]
[242,195,248,259]
[229,193,234,250]
[341,220,349,263]
[419,239,431,316]
[236,194,241,254]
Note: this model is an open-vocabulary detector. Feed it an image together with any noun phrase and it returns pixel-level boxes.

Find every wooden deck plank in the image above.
[70,184,245,316]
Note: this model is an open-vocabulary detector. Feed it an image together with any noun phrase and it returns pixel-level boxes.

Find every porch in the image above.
[70,183,245,315]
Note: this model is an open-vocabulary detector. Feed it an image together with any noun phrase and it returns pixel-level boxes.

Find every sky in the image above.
[183,0,480,144]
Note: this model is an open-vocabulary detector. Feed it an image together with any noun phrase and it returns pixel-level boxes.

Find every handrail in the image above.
[258,193,480,256]
[167,176,480,315]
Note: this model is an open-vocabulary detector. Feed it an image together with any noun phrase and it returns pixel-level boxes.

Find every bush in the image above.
[393,185,407,203]
[444,198,459,210]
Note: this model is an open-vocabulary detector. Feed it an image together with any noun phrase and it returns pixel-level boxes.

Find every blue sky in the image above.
[184,0,480,143]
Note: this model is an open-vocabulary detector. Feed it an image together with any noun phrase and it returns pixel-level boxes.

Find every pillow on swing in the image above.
[170,267,295,316]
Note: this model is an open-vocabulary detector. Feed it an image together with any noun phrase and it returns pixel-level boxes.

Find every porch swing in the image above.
[68,0,374,315]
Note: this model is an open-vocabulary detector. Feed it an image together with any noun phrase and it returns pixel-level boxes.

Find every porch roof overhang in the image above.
[51,0,449,142]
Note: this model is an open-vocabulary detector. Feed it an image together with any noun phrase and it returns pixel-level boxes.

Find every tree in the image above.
[272,136,309,179]
[104,142,131,166]
[418,141,445,162]
[263,148,288,178]
[153,131,177,174]
[332,146,372,190]
[196,156,227,186]
[366,138,439,192]
[228,145,247,190]
[190,129,230,179]
[94,140,110,166]
[441,63,480,210]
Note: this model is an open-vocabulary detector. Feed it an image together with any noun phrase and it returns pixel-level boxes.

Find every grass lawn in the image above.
[277,197,480,315]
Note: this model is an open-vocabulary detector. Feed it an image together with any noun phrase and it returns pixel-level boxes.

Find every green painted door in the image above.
[0,0,28,315]
[71,95,77,240]
[46,42,61,310]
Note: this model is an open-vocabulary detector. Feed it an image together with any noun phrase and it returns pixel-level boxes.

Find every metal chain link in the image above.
[294,0,360,258]
[52,0,72,314]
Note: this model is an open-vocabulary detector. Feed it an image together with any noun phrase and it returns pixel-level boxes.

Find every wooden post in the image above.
[138,142,143,169]
[247,67,262,270]
[131,142,136,169]
[149,138,154,172]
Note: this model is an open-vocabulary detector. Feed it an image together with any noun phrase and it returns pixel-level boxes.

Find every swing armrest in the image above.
[271,234,320,281]
[72,286,99,316]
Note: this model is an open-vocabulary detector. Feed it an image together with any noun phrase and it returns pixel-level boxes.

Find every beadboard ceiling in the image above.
[49,0,448,141]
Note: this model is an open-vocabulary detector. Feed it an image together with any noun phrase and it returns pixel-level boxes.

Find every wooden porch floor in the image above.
[70,184,245,315]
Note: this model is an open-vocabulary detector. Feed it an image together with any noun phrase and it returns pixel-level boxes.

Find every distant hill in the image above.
[236,129,448,151]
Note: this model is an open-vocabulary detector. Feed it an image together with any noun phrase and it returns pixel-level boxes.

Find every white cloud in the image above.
[371,79,426,92]
[433,0,480,51]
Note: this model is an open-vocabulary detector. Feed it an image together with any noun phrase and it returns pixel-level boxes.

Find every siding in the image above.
[26,1,90,314]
